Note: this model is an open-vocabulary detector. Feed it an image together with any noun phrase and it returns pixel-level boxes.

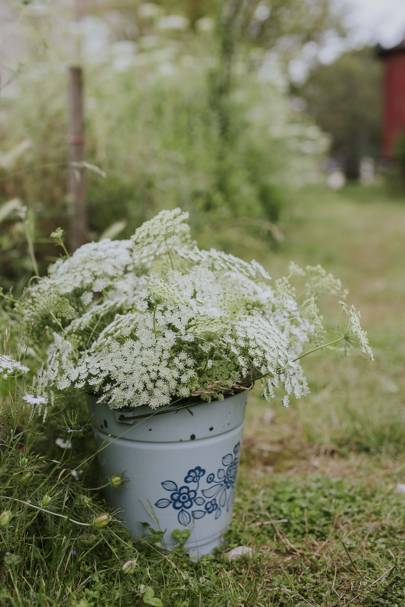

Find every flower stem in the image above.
[292,334,346,363]
[253,334,346,383]
[23,213,39,277]
[0,495,91,527]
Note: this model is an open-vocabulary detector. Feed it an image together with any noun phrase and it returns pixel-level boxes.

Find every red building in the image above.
[378,41,405,158]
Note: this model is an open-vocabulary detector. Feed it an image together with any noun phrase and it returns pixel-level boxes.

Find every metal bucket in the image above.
[90,392,247,558]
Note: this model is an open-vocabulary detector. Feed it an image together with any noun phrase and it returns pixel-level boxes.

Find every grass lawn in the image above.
[1,185,404,606]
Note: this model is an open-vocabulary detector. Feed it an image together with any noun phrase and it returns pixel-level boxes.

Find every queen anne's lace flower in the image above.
[341,302,374,360]
[131,207,194,267]
[55,438,72,450]
[0,355,29,379]
[49,239,134,294]
[23,394,48,406]
[21,208,372,410]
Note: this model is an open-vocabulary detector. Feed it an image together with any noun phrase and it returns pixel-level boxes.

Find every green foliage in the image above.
[150,0,344,55]
[0,200,30,290]
[299,47,381,180]
[140,586,164,607]
[87,176,144,237]
[0,2,329,286]
[0,408,403,606]
[262,185,405,455]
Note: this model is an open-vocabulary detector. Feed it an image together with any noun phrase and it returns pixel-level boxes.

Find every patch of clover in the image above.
[155,442,240,526]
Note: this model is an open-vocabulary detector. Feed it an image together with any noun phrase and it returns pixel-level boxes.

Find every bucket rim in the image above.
[89,386,251,422]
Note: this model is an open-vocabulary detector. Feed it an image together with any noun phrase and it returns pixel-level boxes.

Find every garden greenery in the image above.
[0,9,328,288]
[16,208,372,411]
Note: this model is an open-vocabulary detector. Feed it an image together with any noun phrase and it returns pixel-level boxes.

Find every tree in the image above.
[194,0,345,196]
[298,47,382,180]
[90,0,344,204]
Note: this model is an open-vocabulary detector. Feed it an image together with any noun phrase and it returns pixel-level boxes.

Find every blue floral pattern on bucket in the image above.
[155,441,240,526]
[184,466,205,484]
[204,499,218,514]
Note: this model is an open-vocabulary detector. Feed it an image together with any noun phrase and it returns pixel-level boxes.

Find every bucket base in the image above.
[187,533,224,560]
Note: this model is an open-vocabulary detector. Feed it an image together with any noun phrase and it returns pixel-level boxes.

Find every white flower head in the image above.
[131,208,194,267]
[0,355,29,379]
[26,208,372,411]
[23,394,48,406]
[342,302,374,360]
[80,291,93,306]
[55,438,72,450]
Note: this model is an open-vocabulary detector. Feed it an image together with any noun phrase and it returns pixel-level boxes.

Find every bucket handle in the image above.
[113,403,197,425]
[113,411,140,425]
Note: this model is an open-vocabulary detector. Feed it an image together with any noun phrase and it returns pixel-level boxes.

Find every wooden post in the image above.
[68,65,87,250]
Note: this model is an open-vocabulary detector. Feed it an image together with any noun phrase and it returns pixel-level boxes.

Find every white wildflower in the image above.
[55,438,72,450]
[304,265,343,297]
[0,354,29,379]
[92,278,109,293]
[21,208,372,410]
[23,394,48,406]
[48,239,133,294]
[342,303,374,360]
[288,261,305,277]
[80,291,93,306]
[131,208,194,267]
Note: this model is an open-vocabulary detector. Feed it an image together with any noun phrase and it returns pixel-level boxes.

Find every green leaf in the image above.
[141,586,163,607]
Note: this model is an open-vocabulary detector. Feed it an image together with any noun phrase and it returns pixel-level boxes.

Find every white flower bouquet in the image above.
[19,209,372,410]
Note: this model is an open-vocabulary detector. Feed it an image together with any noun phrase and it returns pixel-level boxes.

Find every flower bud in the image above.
[0,510,13,527]
[4,552,21,566]
[41,495,52,507]
[20,471,32,485]
[111,474,124,488]
[50,227,64,241]
[92,513,111,528]
[77,494,91,508]
[122,559,137,574]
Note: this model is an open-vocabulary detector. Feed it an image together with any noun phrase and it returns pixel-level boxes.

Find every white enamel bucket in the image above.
[90,392,247,558]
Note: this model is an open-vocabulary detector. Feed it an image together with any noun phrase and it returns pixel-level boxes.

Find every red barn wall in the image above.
[383,53,405,157]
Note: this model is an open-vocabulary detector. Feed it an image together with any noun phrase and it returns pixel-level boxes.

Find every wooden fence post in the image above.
[68,64,87,251]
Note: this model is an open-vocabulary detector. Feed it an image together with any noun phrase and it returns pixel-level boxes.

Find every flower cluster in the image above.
[0,354,28,379]
[19,209,372,410]
[22,394,48,406]
[131,207,194,267]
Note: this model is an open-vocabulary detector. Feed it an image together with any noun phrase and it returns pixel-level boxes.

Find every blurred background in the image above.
[0,0,404,286]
